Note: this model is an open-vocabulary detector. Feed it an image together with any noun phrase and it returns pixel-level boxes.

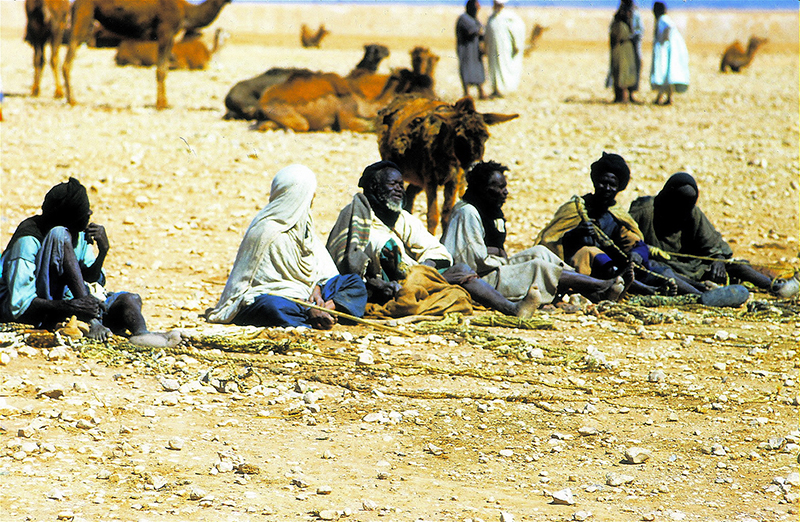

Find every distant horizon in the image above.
[228,0,798,9]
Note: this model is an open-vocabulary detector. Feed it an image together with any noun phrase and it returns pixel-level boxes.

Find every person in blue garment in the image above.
[456,0,487,100]
[0,177,180,347]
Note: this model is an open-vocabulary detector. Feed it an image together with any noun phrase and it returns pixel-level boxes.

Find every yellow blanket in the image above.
[365,264,473,318]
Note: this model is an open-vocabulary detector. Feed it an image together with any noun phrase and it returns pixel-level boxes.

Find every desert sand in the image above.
[0,2,798,521]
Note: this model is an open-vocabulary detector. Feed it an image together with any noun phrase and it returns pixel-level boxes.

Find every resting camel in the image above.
[301,24,330,48]
[64,0,231,109]
[720,36,767,73]
[25,0,70,98]
[523,24,549,57]
[224,43,390,120]
[255,47,439,133]
[377,95,518,234]
[115,28,229,70]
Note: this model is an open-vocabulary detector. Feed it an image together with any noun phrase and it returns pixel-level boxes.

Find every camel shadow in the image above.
[563,95,646,106]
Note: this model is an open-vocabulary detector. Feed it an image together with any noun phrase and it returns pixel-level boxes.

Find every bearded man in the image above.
[327,161,540,318]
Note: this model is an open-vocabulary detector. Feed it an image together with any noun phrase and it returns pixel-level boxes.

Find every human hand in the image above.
[308,307,336,330]
[709,260,727,283]
[84,223,109,252]
[367,278,401,302]
[69,295,103,319]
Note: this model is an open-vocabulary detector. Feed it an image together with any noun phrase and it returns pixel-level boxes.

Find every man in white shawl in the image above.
[207,165,367,329]
[650,1,689,105]
[485,0,526,98]
[442,161,629,304]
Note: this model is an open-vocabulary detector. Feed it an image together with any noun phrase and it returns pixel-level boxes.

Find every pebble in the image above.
[623,447,651,464]
[499,512,515,522]
[362,499,378,511]
[357,351,375,366]
[578,426,598,436]
[573,511,592,521]
[188,486,207,500]
[167,438,184,450]
[317,485,332,495]
[499,449,514,457]
[551,488,575,505]
[38,386,66,399]
[160,378,180,391]
[57,510,74,520]
[648,370,666,383]
[606,472,634,487]
[318,509,338,520]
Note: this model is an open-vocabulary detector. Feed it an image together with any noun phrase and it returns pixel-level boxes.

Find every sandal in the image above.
[772,273,800,298]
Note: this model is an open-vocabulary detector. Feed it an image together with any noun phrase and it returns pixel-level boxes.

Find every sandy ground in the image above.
[1,3,799,522]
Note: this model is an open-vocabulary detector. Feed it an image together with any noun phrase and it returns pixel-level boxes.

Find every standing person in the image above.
[0,178,180,347]
[485,0,525,98]
[608,1,638,103]
[650,1,689,105]
[442,161,630,304]
[207,165,367,329]
[456,0,486,100]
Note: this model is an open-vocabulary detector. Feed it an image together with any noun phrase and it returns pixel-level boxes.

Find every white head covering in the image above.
[207,164,339,323]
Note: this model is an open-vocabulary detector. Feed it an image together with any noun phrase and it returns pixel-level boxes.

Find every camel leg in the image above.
[259,105,310,132]
[155,36,174,110]
[424,181,440,235]
[63,0,94,106]
[49,32,65,98]
[403,183,423,213]
[32,42,44,97]
[440,177,462,234]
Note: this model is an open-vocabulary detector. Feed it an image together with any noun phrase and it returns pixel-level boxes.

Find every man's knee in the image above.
[44,226,73,245]
[108,292,143,312]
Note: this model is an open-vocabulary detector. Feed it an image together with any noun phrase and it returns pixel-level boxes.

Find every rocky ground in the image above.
[1,5,798,522]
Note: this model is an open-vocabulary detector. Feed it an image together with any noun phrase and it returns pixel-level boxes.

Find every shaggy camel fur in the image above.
[523,24,549,57]
[301,24,330,48]
[377,96,518,234]
[25,0,70,98]
[64,0,231,109]
[115,28,228,70]
[224,44,389,121]
[720,36,767,73]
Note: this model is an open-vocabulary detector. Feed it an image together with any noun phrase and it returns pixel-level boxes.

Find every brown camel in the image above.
[720,36,767,73]
[115,28,229,70]
[64,0,231,109]
[377,96,518,234]
[523,24,549,57]
[301,24,330,48]
[25,0,70,98]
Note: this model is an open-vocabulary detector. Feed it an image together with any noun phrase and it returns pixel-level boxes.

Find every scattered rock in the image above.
[623,447,651,464]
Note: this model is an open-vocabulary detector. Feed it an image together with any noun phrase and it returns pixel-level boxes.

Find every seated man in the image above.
[629,172,799,297]
[442,161,629,304]
[327,160,540,318]
[0,178,179,347]
[535,152,690,295]
[207,165,368,329]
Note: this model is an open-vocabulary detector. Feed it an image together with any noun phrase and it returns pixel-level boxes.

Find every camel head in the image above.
[356,44,390,72]
[748,36,768,52]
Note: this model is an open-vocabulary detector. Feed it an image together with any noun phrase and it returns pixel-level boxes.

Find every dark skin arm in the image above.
[709,260,728,283]
[19,295,103,325]
[80,223,109,283]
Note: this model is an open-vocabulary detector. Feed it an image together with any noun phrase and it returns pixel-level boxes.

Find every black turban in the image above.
[656,171,698,206]
[358,160,401,191]
[41,177,90,223]
[590,152,630,191]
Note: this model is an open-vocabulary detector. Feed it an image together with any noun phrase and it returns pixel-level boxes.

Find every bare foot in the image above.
[515,285,542,319]
[87,318,112,342]
[129,330,182,348]
[590,276,625,303]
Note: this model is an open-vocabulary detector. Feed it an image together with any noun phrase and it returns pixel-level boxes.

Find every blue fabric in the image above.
[233,274,367,328]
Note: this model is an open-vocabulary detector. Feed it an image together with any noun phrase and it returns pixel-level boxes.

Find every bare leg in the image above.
[460,277,539,318]
[106,292,181,347]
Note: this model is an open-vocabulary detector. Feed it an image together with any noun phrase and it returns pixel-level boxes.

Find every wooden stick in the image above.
[277,295,414,337]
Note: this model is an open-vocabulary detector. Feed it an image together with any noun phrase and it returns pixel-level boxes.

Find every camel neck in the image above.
[183,0,228,33]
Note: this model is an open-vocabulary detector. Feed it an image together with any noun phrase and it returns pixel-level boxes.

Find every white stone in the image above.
[624,447,651,464]
[605,472,634,487]
[499,511,515,522]
[551,488,575,505]
[499,449,514,457]
[357,351,375,366]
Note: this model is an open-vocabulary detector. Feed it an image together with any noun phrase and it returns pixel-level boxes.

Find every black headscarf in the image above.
[358,160,401,193]
[590,152,630,191]
[41,177,91,224]
[655,172,698,206]
[462,161,507,250]
[653,172,698,235]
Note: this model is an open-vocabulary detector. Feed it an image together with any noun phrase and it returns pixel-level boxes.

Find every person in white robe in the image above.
[485,0,525,97]
[207,164,367,329]
[649,1,689,105]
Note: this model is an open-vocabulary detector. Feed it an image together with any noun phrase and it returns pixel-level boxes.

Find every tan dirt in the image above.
[0,4,798,522]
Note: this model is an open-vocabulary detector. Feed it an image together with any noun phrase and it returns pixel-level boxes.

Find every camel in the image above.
[224,43,390,120]
[254,47,440,133]
[301,24,330,48]
[523,24,549,57]
[115,28,229,70]
[64,0,231,109]
[25,0,70,98]
[377,96,518,234]
[720,36,767,73]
